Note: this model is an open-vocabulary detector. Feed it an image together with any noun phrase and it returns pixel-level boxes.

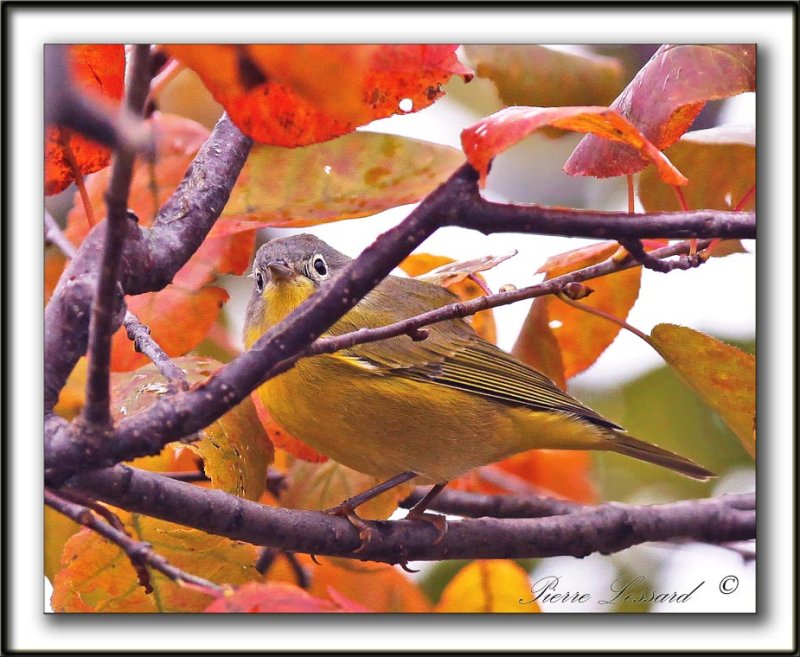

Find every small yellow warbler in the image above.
[244,235,712,512]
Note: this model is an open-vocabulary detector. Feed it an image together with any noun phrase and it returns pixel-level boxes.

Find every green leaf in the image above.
[223,132,464,227]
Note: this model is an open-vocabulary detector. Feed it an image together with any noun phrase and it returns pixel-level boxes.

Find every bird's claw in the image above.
[405,509,448,545]
[325,503,375,553]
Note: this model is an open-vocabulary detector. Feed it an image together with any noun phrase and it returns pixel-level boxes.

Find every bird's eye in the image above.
[312,255,328,277]
[255,271,264,292]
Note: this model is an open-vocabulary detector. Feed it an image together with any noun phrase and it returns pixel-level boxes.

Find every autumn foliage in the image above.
[45,43,755,614]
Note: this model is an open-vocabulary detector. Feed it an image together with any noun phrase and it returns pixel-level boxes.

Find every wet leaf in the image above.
[45,45,125,195]
[464,45,624,108]
[204,581,368,613]
[112,357,274,499]
[224,132,464,227]
[566,44,756,178]
[52,513,260,612]
[650,324,755,458]
[638,124,755,212]
[435,560,540,613]
[165,45,472,146]
[462,105,687,186]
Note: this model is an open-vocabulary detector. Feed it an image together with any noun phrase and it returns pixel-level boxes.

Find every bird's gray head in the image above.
[244,234,352,334]
[251,234,351,289]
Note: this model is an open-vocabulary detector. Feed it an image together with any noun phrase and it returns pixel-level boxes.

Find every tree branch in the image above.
[65,466,755,563]
[81,44,152,429]
[44,153,755,484]
[45,487,221,595]
[123,312,189,392]
[44,113,253,413]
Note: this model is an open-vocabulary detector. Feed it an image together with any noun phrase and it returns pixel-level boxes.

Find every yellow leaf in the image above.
[650,324,755,458]
[435,560,540,613]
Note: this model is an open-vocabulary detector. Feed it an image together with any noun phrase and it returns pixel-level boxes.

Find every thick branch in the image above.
[66,466,755,563]
[44,114,252,413]
[44,158,756,482]
[81,45,152,428]
[451,193,755,240]
[401,486,581,518]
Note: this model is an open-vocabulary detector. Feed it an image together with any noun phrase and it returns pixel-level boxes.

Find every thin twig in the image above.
[44,211,77,259]
[400,486,581,518]
[81,44,153,428]
[617,237,708,273]
[123,312,190,391]
[45,487,222,595]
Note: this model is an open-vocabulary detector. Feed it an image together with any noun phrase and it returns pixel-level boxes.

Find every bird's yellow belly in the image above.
[258,353,533,483]
[257,347,611,484]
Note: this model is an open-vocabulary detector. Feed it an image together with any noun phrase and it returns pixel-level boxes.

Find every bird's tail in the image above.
[607,432,715,481]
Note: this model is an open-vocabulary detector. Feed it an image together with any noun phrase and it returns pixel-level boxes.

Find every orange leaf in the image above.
[204,582,368,613]
[110,286,229,372]
[435,560,540,613]
[453,450,597,504]
[638,125,755,213]
[523,242,642,380]
[45,45,126,195]
[268,554,432,612]
[400,253,497,343]
[565,44,755,178]
[462,105,687,187]
[250,391,328,463]
[165,45,472,146]
[52,513,260,613]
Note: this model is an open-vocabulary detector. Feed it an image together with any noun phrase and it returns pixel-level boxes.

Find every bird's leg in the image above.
[404,482,448,545]
[326,471,419,551]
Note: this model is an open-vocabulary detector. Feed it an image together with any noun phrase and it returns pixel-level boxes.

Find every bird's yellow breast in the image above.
[244,278,607,483]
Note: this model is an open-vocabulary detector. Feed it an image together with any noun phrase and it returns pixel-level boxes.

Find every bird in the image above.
[243,234,713,534]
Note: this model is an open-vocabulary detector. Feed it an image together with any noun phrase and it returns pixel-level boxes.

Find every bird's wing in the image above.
[328,276,621,430]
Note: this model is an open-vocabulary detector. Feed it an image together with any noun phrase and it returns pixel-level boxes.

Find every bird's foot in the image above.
[404,508,448,545]
[325,503,375,553]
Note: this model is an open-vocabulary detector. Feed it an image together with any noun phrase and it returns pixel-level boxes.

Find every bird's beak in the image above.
[266,259,295,280]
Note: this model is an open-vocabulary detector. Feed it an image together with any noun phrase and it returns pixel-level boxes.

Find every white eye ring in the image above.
[255,270,264,291]
[312,254,328,277]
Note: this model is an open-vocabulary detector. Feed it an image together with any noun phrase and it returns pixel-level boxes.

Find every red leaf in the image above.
[565,44,755,178]
[461,105,687,186]
[45,45,126,195]
[164,45,472,146]
[204,582,368,613]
